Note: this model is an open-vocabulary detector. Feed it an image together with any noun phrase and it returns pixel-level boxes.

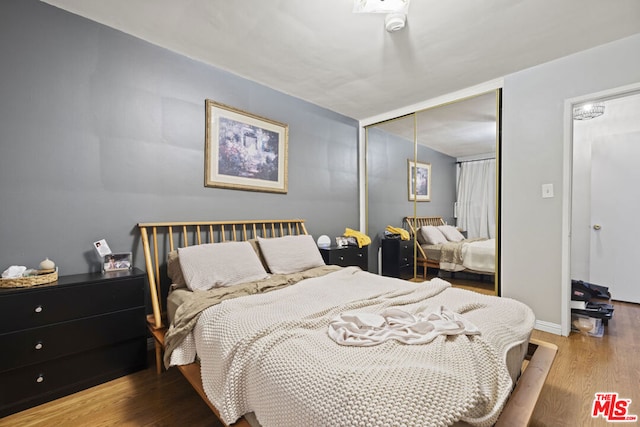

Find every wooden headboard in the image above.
[402,216,446,267]
[137,219,308,330]
[403,216,446,233]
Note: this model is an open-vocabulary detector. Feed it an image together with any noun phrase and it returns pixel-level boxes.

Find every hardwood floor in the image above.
[0,352,223,427]
[530,301,640,426]
[2,291,638,427]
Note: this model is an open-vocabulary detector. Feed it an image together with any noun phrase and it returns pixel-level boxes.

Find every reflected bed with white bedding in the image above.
[423,238,495,273]
[138,219,556,427]
[405,216,495,276]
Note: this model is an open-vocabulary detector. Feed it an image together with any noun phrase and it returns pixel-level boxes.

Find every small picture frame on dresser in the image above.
[93,239,112,257]
[103,252,132,272]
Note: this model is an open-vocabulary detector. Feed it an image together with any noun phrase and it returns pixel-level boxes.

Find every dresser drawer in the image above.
[0,338,147,417]
[0,278,144,334]
[398,241,413,267]
[0,307,146,372]
[381,238,414,278]
[334,248,367,267]
[320,246,368,271]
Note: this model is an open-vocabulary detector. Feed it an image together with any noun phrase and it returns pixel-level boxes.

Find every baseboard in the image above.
[535,320,562,335]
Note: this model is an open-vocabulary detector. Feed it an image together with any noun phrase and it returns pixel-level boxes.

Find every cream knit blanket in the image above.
[195,267,534,427]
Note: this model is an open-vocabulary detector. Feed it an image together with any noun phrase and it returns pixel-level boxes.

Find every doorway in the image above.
[570,91,640,307]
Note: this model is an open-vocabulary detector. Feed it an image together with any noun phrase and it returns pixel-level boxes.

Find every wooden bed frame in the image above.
[403,216,446,279]
[138,219,556,427]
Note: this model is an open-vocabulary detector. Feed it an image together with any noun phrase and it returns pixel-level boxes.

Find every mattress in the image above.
[422,238,495,273]
[169,285,528,385]
[168,267,534,426]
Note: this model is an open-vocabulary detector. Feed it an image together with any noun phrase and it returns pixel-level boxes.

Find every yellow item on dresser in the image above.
[343,228,371,248]
[385,225,410,240]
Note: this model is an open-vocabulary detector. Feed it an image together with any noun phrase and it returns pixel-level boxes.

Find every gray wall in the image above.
[0,0,359,276]
[367,127,456,273]
[502,33,640,329]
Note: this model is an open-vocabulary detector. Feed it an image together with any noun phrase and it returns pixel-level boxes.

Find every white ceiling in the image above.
[41,0,640,157]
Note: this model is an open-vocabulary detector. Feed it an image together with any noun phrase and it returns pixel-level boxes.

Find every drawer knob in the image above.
[34,305,43,313]
[339,256,344,261]
[36,374,44,383]
[357,253,363,257]
[35,342,43,350]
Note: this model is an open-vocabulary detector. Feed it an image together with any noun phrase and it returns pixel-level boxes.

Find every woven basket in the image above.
[0,268,58,288]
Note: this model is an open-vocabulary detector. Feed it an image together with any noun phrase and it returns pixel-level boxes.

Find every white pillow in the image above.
[178,241,269,291]
[419,226,448,245]
[437,225,466,242]
[257,235,326,274]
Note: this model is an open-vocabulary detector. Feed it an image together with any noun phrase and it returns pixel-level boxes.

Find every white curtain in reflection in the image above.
[456,159,495,239]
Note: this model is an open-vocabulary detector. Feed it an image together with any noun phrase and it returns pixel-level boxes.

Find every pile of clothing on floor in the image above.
[570,279,614,337]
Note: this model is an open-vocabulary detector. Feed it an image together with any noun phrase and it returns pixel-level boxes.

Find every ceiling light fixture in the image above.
[573,102,605,120]
[384,13,406,32]
[353,0,411,32]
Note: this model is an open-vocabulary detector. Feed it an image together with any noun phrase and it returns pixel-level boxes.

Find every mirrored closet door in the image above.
[364,90,501,295]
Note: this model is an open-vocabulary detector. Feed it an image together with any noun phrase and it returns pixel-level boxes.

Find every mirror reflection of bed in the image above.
[138,219,556,427]
[365,90,499,296]
[404,215,496,296]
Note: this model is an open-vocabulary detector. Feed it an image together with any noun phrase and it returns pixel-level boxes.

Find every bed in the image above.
[404,216,495,280]
[138,219,556,427]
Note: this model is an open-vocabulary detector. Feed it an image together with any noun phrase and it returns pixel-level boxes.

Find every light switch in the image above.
[542,183,554,198]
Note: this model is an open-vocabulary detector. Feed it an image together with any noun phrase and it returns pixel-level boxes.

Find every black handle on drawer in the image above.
[34,341,44,351]
[34,305,43,313]
[36,373,44,383]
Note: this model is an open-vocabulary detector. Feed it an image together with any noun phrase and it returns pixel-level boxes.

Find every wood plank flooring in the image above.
[2,280,638,427]
[0,352,222,427]
[529,300,640,426]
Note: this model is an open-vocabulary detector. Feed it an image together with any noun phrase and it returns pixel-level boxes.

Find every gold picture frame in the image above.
[408,159,431,202]
[205,100,288,193]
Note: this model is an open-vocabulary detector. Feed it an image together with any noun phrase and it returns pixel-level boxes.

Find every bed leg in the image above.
[154,340,163,374]
[148,323,166,375]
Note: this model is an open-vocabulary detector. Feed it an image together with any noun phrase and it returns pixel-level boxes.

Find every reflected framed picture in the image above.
[408,159,431,202]
[103,252,132,272]
[205,100,288,193]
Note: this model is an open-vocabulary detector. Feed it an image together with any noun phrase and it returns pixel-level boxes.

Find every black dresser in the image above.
[319,245,368,271]
[0,268,147,417]
[381,238,414,279]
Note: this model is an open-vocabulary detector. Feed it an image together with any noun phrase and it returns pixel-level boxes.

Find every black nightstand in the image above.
[381,238,414,279]
[319,245,368,271]
[0,268,147,417]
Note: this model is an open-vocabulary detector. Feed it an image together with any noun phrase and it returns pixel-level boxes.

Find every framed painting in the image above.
[407,159,431,202]
[205,100,288,193]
